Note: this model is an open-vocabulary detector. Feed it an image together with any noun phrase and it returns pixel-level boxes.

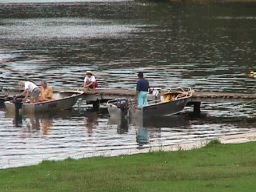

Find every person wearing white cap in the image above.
[83,71,98,90]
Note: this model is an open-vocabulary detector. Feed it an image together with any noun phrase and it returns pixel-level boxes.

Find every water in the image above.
[0,1,256,169]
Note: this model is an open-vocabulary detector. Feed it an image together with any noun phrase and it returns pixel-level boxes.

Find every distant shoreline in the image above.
[168,0,256,2]
[1,0,256,4]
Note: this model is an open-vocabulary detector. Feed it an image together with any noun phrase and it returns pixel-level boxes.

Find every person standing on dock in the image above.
[136,72,149,109]
[83,71,98,90]
[19,81,41,103]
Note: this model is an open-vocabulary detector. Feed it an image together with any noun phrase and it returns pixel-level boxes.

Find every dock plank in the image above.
[1,88,256,104]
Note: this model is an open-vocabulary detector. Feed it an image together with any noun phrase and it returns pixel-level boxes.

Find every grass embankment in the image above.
[1,141,256,192]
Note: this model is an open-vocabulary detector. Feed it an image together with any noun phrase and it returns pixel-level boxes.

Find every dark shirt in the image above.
[136,78,149,92]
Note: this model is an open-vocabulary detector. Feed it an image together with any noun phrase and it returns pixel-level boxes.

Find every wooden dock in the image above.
[82,88,256,102]
[80,89,256,114]
[1,88,256,113]
[1,88,256,103]
[192,91,256,102]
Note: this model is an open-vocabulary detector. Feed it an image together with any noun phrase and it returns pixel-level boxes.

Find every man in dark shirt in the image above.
[136,72,149,109]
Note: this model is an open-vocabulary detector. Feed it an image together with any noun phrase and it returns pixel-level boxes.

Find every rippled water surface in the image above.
[0,0,256,169]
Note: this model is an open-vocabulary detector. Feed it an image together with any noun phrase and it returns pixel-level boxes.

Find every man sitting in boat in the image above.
[40,80,53,102]
[83,71,98,90]
[136,72,149,109]
[19,81,41,103]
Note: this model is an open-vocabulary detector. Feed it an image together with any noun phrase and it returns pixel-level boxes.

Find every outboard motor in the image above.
[13,96,23,109]
[12,95,23,115]
[115,98,129,117]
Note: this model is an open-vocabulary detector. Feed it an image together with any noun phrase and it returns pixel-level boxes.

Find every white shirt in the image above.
[84,75,96,83]
[24,81,38,92]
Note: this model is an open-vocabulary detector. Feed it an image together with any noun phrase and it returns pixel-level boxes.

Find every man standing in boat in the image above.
[136,72,149,109]
[19,81,41,103]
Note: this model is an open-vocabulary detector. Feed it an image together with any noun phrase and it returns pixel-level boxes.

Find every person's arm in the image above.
[84,81,93,87]
[23,90,29,101]
[83,77,87,88]
[84,77,93,88]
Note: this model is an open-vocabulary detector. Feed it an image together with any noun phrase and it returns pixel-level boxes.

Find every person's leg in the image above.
[140,92,148,107]
[143,92,148,106]
[32,88,40,103]
[138,92,144,109]
[138,92,148,108]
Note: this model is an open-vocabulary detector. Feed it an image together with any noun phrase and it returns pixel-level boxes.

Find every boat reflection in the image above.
[107,111,192,147]
[5,109,84,134]
[6,112,53,135]
[108,114,129,134]
[131,112,191,129]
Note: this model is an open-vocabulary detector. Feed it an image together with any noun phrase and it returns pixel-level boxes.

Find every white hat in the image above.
[85,71,94,76]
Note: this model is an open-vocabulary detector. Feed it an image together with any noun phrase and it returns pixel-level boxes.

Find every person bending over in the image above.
[19,81,40,103]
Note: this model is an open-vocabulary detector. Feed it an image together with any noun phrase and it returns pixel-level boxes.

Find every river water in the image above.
[0,0,256,169]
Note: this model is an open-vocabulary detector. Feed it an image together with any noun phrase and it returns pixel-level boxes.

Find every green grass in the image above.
[1,141,256,192]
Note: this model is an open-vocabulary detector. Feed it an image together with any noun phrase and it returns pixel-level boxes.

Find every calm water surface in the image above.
[0,0,256,169]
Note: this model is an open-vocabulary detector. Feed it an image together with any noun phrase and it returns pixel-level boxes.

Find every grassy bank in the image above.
[1,141,256,192]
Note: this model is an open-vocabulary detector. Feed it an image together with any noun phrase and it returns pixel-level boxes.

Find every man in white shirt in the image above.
[83,71,98,90]
[19,81,41,103]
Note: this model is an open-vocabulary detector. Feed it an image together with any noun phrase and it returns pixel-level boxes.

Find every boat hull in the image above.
[107,88,193,121]
[143,97,188,117]
[129,97,189,123]
[4,91,83,114]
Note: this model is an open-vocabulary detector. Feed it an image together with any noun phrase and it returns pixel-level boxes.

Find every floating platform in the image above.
[1,88,256,103]
[1,88,256,114]
[80,89,256,114]
[82,88,256,102]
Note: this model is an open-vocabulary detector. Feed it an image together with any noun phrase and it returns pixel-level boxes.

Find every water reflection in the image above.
[1,106,256,169]
[84,111,98,136]
[108,115,129,134]
[136,127,149,147]
[6,112,54,135]
[41,118,53,135]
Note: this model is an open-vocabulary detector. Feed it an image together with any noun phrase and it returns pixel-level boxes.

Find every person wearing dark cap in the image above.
[136,72,149,109]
